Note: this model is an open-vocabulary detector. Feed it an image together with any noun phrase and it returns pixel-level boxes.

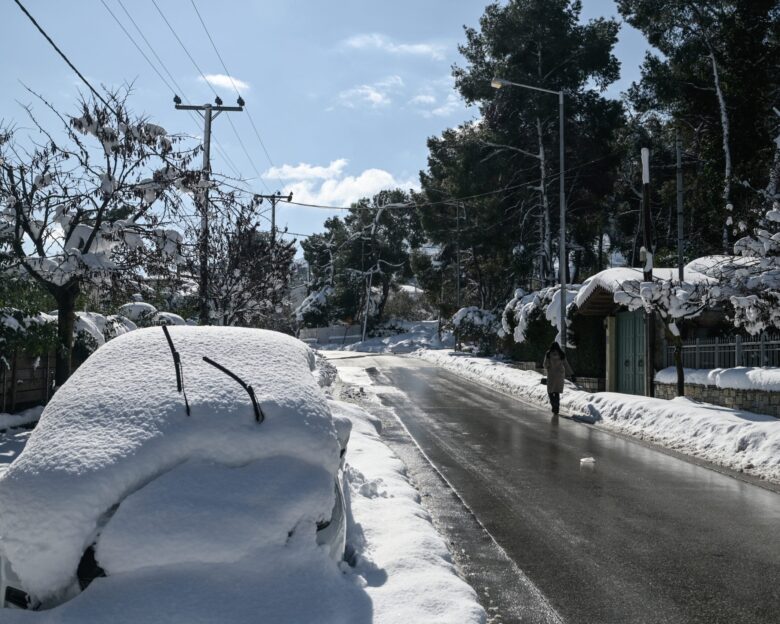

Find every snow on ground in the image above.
[656,366,780,392]
[332,400,485,624]
[0,428,32,478]
[414,350,780,484]
[0,406,42,432]
[342,321,453,354]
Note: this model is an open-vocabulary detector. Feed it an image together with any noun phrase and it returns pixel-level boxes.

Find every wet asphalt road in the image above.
[332,354,780,624]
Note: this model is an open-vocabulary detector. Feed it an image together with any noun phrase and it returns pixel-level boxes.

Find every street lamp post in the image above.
[491,78,567,348]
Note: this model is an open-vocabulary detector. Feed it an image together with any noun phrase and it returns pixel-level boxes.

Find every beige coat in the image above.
[543,350,573,393]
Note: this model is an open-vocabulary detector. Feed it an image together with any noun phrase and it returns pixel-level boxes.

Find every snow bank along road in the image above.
[328,353,780,624]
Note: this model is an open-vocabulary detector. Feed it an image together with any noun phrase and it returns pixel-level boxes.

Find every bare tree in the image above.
[0,88,199,386]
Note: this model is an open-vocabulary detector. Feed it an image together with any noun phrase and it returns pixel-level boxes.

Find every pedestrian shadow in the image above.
[568,403,601,424]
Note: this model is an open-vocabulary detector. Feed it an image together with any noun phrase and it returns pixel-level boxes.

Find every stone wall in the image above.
[577,377,606,393]
[512,361,541,371]
[509,362,604,393]
[654,382,780,418]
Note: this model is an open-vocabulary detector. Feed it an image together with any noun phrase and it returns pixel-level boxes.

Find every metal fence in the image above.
[663,333,780,369]
[297,324,363,347]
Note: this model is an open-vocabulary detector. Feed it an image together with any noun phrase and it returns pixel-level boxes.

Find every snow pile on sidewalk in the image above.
[415,350,780,484]
[342,320,454,354]
[0,429,32,478]
[332,400,486,624]
[0,405,43,431]
[0,326,341,604]
[656,366,780,392]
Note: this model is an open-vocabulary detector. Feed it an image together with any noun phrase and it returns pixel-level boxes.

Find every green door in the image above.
[616,310,646,395]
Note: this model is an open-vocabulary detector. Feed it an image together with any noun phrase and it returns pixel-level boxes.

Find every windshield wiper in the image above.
[202,356,264,423]
[162,325,190,416]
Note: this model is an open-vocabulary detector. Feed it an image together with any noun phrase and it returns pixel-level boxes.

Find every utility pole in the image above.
[253,192,293,246]
[456,203,461,310]
[174,96,243,325]
[455,203,462,351]
[641,147,655,397]
[558,90,566,351]
[676,130,685,282]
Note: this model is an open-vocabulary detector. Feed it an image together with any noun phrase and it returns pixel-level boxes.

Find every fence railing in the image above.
[663,333,780,369]
[297,324,363,347]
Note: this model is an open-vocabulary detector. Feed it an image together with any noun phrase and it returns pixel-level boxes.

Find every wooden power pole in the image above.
[175,97,243,325]
[641,147,655,397]
[254,192,293,246]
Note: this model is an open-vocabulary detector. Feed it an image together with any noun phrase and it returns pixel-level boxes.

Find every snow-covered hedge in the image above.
[0,309,137,366]
[501,284,580,346]
[655,366,780,392]
[451,307,499,353]
[0,303,174,366]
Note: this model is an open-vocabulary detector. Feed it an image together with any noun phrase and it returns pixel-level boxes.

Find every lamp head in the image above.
[491,78,506,89]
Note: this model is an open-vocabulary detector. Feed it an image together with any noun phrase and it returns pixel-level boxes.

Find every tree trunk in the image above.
[54,285,79,389]
[673,336,685,397]
[708,50,732,253]
[536,116,552,285]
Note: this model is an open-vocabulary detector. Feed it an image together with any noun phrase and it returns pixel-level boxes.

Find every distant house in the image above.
[572,261,720,396]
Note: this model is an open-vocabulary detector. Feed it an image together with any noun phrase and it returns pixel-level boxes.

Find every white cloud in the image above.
[344,33,446,61]
[263,159,347,181]
[337,75,404,109]
[198,73,250,91]
[409,89,467,118]
[409,94,436,105]
[269,159,418,207]
[430,93,463,117]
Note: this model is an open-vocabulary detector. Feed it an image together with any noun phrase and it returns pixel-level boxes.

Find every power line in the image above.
[150,0,271,193]
[188,0,285,191]
[151,0,215,97]
[101,0,244,179]
[13,0,113,111]
[100,0,174,95]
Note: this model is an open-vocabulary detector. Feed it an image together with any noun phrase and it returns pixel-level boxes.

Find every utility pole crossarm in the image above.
[175,104,243,112]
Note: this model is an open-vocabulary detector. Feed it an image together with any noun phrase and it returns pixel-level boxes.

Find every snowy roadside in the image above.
[331,399,486,623]
[414,349,780,485]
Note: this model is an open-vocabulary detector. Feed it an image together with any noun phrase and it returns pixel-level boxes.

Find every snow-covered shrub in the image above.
[452,307,500,354]
[117,301,183,328]
[382,287,433,322]
[725,116,780,334]
[501,285,580,346]
[118,301,158,327]
[0,310,58,368]
[295,286,333,326]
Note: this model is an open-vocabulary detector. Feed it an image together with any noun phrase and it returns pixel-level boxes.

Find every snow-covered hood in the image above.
[0,326,341,601]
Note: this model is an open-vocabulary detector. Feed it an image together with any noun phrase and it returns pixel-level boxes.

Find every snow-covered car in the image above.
[0,326,350,611]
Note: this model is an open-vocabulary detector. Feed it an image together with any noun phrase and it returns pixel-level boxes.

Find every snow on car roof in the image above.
[0,326,340,601]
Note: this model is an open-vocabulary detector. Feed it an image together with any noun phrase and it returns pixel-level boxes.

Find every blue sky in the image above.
[1,1,651,240]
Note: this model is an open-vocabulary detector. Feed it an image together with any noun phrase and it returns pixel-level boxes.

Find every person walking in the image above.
[543,341,575,415]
